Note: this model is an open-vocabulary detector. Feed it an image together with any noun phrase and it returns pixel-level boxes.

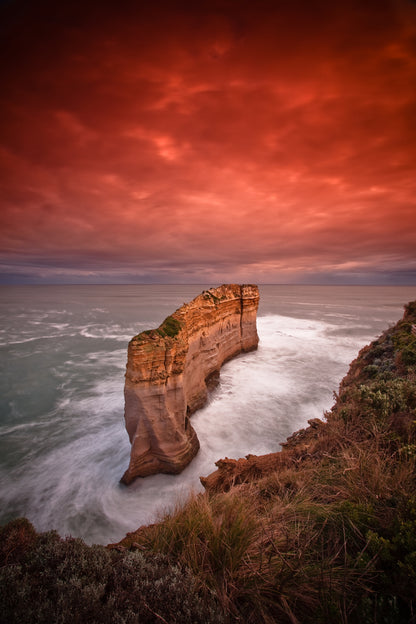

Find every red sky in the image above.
[1,0,416,284]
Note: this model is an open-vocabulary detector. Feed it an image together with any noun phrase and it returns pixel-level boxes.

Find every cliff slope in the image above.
[200,300,416,493]
[122,284,259,484]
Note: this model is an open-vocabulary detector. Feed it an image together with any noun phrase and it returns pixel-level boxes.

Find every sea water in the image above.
[0,284,415,544]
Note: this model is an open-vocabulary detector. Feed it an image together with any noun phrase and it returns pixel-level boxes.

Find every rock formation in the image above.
[121,284,260,484]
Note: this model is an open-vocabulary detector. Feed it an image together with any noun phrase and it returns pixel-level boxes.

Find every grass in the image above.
[202,288,226,305]
[132,314,183,343]
[157,315,182,338]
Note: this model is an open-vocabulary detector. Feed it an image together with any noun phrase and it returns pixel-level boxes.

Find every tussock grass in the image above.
[137,491,259,615]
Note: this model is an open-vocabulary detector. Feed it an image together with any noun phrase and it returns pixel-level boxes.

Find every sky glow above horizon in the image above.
[1,0,416,284]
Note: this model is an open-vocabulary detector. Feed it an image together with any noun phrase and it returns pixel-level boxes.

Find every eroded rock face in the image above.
[121,284,260,484]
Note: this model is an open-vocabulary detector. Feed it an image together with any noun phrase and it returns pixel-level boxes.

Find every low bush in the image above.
[0,521,223,624]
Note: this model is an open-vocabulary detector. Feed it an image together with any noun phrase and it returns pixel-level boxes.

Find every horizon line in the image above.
[1,282,416,288]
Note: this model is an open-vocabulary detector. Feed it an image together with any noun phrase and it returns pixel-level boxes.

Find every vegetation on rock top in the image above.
[155,314,182,339]
[132,314,183,343]
[202,289,223,304]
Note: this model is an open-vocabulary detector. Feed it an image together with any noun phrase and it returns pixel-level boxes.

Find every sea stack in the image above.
[121,284,260,484]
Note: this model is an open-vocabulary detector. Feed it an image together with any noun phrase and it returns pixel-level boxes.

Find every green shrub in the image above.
[157,315,182,338]
[0,522,223,624]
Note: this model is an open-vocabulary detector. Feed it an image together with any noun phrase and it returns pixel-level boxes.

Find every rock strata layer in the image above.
[121,284,260,484]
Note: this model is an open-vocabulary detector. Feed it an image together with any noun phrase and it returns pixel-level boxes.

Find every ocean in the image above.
[0,284,415,545]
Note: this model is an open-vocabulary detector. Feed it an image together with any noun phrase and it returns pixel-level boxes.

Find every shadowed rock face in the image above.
[121,284,260,484]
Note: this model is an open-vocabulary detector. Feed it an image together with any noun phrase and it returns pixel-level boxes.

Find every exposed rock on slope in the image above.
[122,284,260,484]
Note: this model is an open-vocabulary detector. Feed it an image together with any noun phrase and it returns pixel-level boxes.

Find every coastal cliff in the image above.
[122,284,259,484]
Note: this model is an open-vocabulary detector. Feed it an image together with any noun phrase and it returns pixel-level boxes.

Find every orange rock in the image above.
[121,284,260,484]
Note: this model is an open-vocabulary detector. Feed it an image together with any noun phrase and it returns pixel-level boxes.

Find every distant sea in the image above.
[1,284,415,544]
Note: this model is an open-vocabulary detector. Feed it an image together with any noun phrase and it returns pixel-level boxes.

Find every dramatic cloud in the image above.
[1,0,415,283]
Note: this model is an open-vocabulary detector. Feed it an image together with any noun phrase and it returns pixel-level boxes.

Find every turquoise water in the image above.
[0,284,415,544]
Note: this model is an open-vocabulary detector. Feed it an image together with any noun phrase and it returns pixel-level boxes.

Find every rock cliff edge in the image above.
[121,284,260,484]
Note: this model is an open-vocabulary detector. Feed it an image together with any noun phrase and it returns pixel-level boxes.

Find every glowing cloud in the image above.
[0,0,415,283]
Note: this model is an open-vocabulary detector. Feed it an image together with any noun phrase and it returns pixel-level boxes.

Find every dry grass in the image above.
[130,421,415,622]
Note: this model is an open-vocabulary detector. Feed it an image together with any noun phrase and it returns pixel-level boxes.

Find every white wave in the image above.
[79,326,134,341]
[0,335,60,346]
